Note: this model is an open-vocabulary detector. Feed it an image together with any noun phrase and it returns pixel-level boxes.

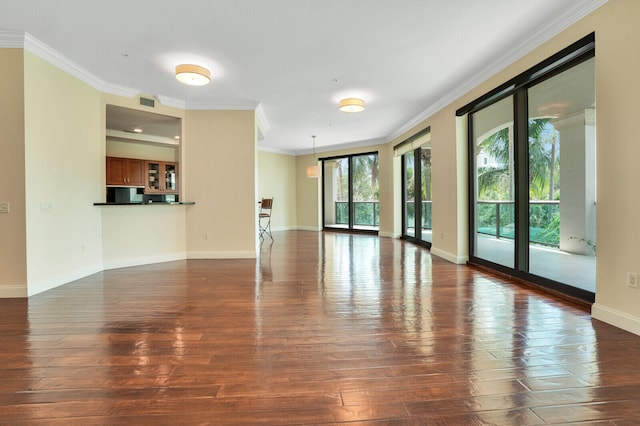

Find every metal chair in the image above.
[258,198,273,240]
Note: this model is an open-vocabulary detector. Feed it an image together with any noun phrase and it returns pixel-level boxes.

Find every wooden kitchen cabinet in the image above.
[106,157,145,186]
[145,161,179,194]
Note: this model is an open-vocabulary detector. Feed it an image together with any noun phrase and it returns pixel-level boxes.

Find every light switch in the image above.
[0,202,9,213]
[40,202,52,213]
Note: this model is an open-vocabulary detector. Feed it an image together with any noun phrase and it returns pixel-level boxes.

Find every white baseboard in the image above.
[271,225,297,232]
[0,285,28,298]
[592,303,640,337]
[430,247,468,264]
[297,226,322,232]
[187,251,256,259]
[103,253,186,271]
[378,231,400,238]
[27,263,104,297]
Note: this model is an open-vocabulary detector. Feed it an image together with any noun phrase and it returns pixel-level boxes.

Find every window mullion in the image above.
[514,88,529,273]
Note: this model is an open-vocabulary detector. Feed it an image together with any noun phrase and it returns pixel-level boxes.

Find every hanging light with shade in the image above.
[306,135,319,178]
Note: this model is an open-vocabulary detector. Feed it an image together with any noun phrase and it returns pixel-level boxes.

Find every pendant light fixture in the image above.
[175,64,211,86]
[306,135,319,178]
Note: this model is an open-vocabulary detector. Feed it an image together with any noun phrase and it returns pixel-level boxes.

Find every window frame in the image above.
[461,33,596,303]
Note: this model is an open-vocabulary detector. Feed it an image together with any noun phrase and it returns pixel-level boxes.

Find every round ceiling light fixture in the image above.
[339,98,365,112]
[175,64,211,86]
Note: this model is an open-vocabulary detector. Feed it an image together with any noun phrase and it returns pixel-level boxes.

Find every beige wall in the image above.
[258,151,297,231]
[295,153,321,231]
[23,52,104,296]
[106,140,178,162]
[588,0,640,333]
[184,110,257,258]
[0,49,27,297]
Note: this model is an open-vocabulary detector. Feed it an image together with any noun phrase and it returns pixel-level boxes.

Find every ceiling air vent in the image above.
[139,96,155,108]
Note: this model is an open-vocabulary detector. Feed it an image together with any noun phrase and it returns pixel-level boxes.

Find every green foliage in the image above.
[475,119,561,246]
[534,209,560,245]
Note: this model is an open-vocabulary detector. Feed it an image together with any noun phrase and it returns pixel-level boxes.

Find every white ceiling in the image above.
[0,0,605,154]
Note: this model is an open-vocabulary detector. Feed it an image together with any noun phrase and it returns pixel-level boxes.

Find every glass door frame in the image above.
[397,127,432,249]
[320,151,379,234]
[459,33,596,303]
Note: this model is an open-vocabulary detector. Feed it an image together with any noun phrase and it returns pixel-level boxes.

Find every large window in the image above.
[461,34,596,302]
[322,152,379,232]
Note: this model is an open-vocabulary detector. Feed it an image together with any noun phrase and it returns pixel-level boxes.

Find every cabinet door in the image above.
[163,162,179,193]
[128,159,145,186]
[146,161,162,193]
[106,157,127,185]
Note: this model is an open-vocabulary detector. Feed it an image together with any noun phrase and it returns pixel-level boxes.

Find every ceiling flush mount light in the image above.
[306,135,319,178]
[175,64,211,86]
[339,98,365,112]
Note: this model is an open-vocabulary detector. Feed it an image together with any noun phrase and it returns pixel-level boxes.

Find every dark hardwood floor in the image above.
[2,230,640,425]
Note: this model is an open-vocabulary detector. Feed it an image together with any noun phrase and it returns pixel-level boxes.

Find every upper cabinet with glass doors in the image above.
[146,161,179,194]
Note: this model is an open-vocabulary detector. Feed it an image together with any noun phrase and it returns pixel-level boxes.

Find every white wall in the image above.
[101,205,187,269]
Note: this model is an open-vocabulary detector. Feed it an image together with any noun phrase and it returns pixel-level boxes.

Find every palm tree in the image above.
[352,154,378,201]
[476,118,555,200]
[477,126,512,200]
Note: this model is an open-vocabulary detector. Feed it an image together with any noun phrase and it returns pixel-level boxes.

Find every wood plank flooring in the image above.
[1,230,640,425]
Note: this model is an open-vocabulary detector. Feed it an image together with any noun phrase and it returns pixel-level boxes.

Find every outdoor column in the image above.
[553,108,596,255]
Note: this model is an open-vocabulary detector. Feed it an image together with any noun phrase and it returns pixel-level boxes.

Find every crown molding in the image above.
[257,145,296,156]
[255,103,271,140]
[22,32,109,90]
[0,31,262,111]
[0,30,25,47]
[293,137,386,157]
[101,82,142,98]
[259,136,386,157]
[156,95,187,109]
[0,31,143,98]
[386,0,608,143]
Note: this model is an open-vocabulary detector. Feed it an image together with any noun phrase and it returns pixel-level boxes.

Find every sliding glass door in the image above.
[526,58,596,291]
[322,152,379,232]
[400,130,432,247]
[465,34,596,301]
[472,96,515,268]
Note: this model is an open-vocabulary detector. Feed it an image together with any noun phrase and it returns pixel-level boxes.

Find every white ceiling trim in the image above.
[293,137,387,157]
[0,30,25,47]
[22,32,140,98]
[255,103,271,141]
[257,145,296,156]
[259,136,386,157]
[385,0,608,143]
[156,95,187,109]
[0,31,262,111]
